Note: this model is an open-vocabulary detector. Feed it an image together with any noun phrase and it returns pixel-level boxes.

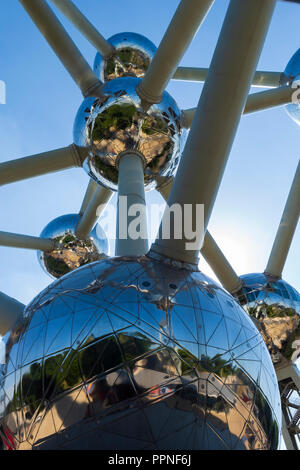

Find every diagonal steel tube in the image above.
[50,0,114,58]
[0,292,25,336]
[265,160,300,278]
[181,85,292,128]
[19,0,104,97]
[158,181,242,293]
[115,152,148,257]
[151,0,276,264]
[201,232,243,293]
[75,184,112,239]
[79,179,99,216]
[137,0,214,106]
[173,67,281,88]
[0,145,85,186]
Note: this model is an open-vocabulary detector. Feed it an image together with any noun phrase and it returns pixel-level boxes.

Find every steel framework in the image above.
[0,0,299,450]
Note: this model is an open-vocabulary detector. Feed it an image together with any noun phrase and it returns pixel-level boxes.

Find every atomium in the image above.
[0,256,281,450]
[238,273,300,365]
[94,32,157,82]
[74,77,182,191]
[38,214,108,279]
[280,48,300,126]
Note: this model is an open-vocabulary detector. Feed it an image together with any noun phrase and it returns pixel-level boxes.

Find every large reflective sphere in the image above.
[38,214,108,279]
[238,273,300,365]
[94,32,157,82]
[74,77,182,191]
[0,256,281,450]
[280,48,300,126]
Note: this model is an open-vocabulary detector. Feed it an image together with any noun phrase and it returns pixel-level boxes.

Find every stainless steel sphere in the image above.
[280,48,300,126]
[238,273,300,365]
[94,32,157,82]
[73,77,182,191]
[38,214,108,279]
[0,255,281,450]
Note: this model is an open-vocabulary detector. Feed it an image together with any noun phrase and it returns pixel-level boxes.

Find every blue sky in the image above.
[0,0,299,307]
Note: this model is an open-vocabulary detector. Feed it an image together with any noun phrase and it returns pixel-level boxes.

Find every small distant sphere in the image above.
[38,214,108,279]
[280,48,300,126]
[238,273,300,365]
[73,77,182,191]
[0,256,281,450]
[94,32,157,82]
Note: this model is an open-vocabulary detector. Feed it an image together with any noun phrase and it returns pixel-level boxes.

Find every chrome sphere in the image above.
[94,32,157,82]
[280,48,300,126]
[73,77,182,191]
[38,214,108,279]
[0,255,281,450]
[238,273,300,365]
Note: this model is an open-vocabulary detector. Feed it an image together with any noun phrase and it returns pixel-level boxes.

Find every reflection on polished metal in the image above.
[0,293,24,337]
[237,273,300,366]
[94,32,157,83]
[280,48,300,126]
[0,256,281,450]
[38,214,108,279]
[74,77,182,191]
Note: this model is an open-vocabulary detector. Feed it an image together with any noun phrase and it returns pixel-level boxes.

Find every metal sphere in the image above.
[280,48,300,126]
[238,273,300,365]
[94,32,157,82]
[0,256,281,450]
[73,77,182,191]
[38,214,108,279]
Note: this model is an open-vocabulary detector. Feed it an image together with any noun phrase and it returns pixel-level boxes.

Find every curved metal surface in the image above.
[37,214,108,279]
[94,32,157,82]
[238,273,300,365]
[0,256,281,450]
[74,77,182,191]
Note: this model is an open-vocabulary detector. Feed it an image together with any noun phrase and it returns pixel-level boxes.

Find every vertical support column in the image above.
[115,152,148,257]
[281,413,297,450]
[265,160,300,278]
